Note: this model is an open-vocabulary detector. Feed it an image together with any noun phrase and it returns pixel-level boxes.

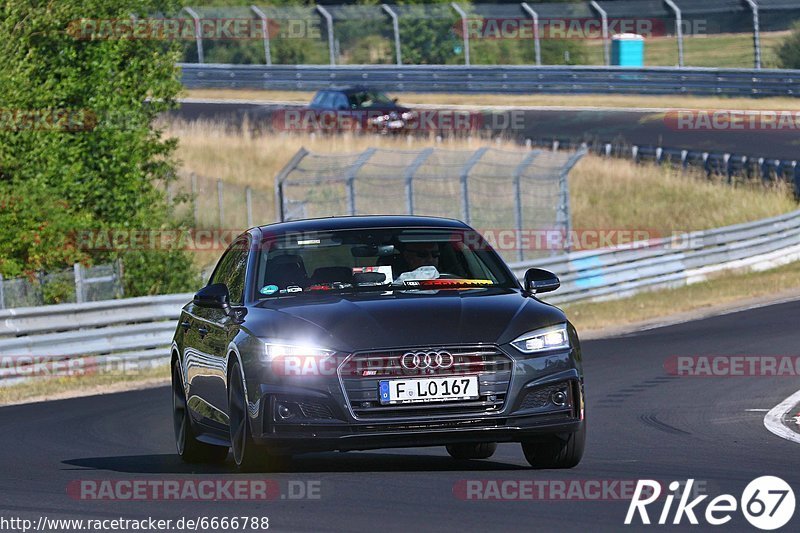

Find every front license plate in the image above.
[379,375,479,405]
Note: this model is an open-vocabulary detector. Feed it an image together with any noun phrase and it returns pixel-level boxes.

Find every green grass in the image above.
[578,31,788,68]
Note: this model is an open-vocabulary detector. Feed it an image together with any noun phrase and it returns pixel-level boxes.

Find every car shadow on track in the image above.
[62,452,526,474]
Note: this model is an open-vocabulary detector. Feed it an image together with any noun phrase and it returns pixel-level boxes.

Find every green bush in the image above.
[0,0,198,297]
[777,21,800,69]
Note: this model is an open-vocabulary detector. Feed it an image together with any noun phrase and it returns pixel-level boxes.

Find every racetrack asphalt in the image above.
[171,102,800,161]
[2,298,799,531]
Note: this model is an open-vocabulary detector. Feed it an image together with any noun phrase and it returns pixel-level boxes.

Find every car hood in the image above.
[245,288,565,352]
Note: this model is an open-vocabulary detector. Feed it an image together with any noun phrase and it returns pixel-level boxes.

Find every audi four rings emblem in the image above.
[401,350,454,370]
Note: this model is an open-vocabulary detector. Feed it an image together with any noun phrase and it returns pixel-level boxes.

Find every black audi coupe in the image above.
[171,216,585,471]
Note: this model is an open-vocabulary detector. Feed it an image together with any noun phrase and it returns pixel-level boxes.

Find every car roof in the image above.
[318,86,382,95]
[255,215,470,235]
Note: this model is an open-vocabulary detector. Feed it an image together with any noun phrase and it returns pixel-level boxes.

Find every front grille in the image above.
[338,346,513,420]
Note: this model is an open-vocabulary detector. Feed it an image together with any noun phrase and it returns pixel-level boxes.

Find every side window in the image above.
[332,93,348,110]
[310,91,325,107]
[318,91,333,108]
[209,239,250,305]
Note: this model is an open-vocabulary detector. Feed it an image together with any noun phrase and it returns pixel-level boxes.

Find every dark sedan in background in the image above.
[171,216,585,471]
[305,87,416,133]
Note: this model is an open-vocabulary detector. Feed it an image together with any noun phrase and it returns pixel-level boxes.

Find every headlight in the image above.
[401,111,416,121]
[370,114,390,125]
[510,324,569,354]
[263,342,334,360]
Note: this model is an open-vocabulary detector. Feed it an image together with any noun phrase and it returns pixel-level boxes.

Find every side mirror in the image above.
[524,268,560,294]
[194,283,231,310]
[392,97,399,104]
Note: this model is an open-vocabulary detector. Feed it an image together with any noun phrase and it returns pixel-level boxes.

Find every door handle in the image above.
[197,327,209,339]
[180,321,190,332]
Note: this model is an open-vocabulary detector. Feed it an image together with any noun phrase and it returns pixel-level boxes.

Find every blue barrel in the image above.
[611,33,644,67]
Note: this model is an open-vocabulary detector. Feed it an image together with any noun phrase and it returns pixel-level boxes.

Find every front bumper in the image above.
[248,347,583,453]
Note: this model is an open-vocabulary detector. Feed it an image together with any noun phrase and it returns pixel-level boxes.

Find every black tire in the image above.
[446,442,498,460]
[521,423,585,469]
[228,361,284,472]
[172,359,229,464]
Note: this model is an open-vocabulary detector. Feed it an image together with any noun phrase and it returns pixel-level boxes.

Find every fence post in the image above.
[345,148,377,216]
[74,263,84,304]
[451,2,471,66]
[382,4,403,65]
[251,5,273,66]
[744,0,761,69]
[589,1,610,66]
[513,150,540,262]
[217,179,224,228]
[316,5,336,66]
[404,148,434,215]
[556,149,587,254]
[182,7,204,64]
[0,274,4,310]
[273,148,310,222]
[459,147,489,224]
[520,3,541,66]
[191,173,199,227]
[664,0,684,67]
[246,186,254,227]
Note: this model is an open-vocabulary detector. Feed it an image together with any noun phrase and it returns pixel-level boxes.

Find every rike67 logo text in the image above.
[625,477,795,530]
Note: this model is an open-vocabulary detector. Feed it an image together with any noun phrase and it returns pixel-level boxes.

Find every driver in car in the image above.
[401,242,440,271]
[390,241,442,283]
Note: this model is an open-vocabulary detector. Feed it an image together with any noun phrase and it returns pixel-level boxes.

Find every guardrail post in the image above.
[513,150,539,261]
[316,5,336,66]
[404,148,434,215]
[74,263,84,304]
[632,145,639,163]
[217,179,224,228]
[251,5,273,66]
[589,1,610,66]
[793,161,800,200]
[520,2,541,66]
[0,274,5,310]
[382,4,403,65]
[182,7,204,64]
[664,0,684,67]
[744,0,761,69]
[451,2,471,66]
[724,153,732,183]
[459,147,488,224]
[246,186,253,227]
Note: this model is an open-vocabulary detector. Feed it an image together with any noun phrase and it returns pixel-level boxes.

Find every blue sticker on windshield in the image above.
[260,284,279,295]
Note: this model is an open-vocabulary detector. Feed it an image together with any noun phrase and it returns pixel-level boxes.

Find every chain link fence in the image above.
[0,262,123,310]
[170,1,800,69]
[274,146,585,262]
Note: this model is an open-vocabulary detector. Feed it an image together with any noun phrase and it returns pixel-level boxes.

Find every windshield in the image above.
[254,227,516,298]
[347,91,394,108]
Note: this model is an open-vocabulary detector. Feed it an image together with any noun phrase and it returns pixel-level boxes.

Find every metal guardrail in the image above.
[0,294,192,386]
[180,64,800,97]
[3,208,800,385]
[509,208,800,304]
